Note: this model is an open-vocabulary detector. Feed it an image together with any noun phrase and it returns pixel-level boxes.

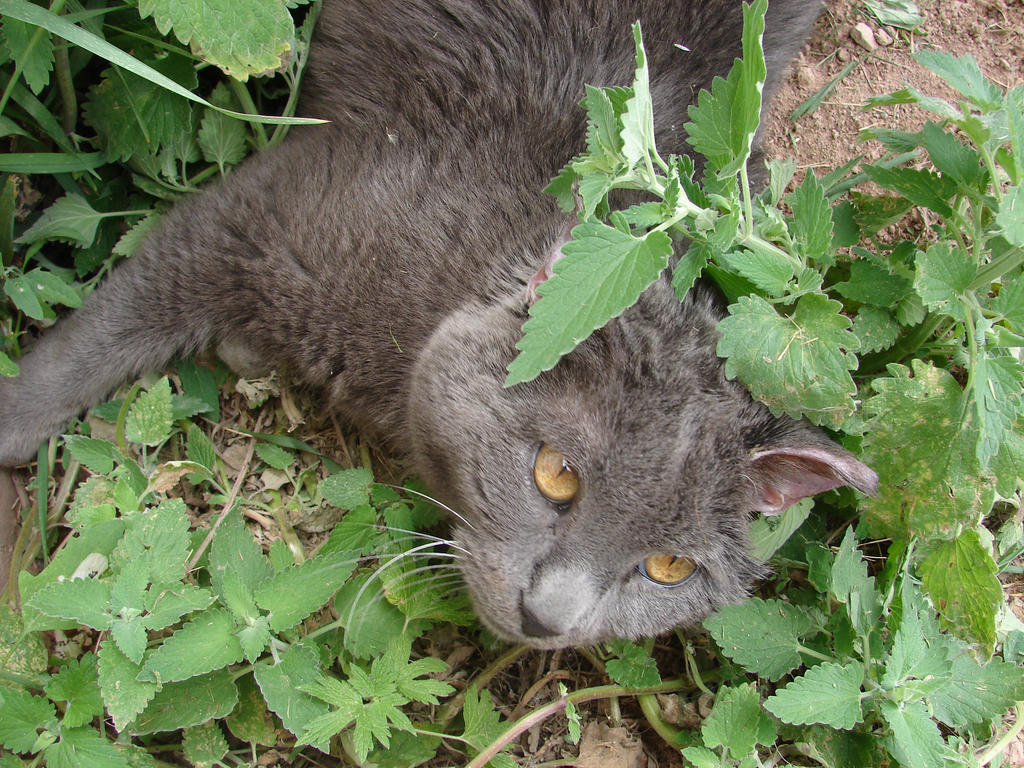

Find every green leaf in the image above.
[138,0,296,80]
[185,423,218,472]
[860,361,997,539]
[253,644,330,749]
[25,577,112,630]
[830,528,880,637]
[913,242,974,320]
[255,440,292,470]
[862,0,922,29]
[209,508,274,599]
[98,639,159,731]
[928,640,1024,726]
[334,572,412,659]
[198,108,248,172]
[879,699,947,768]
[972,348,1023,468]
[789,171,833,263]
[64,436,120,474]
[46,727,132,768]
[254,549,357,631]
[619,24,655,169]
[461,687,514,763]
[112,212,162,258]
[702,684,777,757]
[225,674,277,746]
[16,195,106,248]
[764,662,865,729]
[114,499,191,585]
[716,293,859,429]
[0,351,18,377]
[913,49,1003,110]
[139,608,244,683]
[991,274,1024,331]
[862,165,957,218]
[505,221,672,386]
[1,15,53,93]
[143,584,216,631]
[604,640,662,688]
[853,306,901,353]
[672,242,710,300]
[718,247,793,297]
[684,0,767,175]
[704,598,816,680]
[0,687,57,753]
[748,498,813,561]
[182,720,228,768]
[833,258,914,309]
[920,122,985,189]
[919,530,1002,655]
[997,184,1024,247]
[133,669,238,735]
[320,467,374,509]
[124,377,173,447]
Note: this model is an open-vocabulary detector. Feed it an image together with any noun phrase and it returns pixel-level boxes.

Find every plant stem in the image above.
[464,679,689,768]
[970,246,1024,292]
[228,79,268,149]
[978,702,1024,766]
[638,692,684,747]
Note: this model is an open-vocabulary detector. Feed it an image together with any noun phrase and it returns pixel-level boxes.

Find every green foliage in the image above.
[2,2,1022,767]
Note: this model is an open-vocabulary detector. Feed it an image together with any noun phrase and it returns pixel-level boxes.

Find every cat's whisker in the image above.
[344,566,467,639]
[344,539,461,632]
[379,483,476,531]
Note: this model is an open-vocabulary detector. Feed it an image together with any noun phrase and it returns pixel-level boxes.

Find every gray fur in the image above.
[0,0,876,647]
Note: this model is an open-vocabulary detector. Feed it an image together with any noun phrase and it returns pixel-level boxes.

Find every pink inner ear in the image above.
[525,226,574,305]
[748,446,879,515]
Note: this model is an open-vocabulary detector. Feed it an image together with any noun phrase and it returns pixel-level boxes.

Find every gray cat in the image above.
[0,0,877,648]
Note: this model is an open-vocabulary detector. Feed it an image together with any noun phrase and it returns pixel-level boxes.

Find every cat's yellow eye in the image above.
[533,443,579,504]
[640,554,697,586]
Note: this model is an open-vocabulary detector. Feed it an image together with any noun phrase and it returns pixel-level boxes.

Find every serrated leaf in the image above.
[860,361,998,539]
[255,549,356,631]
[112,212,162,258]
[684,0,766,175]
[920,122,985,189]
[198,107,248,172]
[604,639,662,688]
[991,274,1024,331]
[702,684,776,757]
[320,467,374,509]
[209,509,273,600]
[620,24,654,169]
[919,530,1002,655]
[717,293,859,429]
[47,727,132,768]
[0,350,18,377]
[139,608,244,683]
[132,668,238,735]
[853,306,901,353]
[705,598,816,680]
[334,572,412,659]
[765,662,864,729]
[17,195,107,248]
[749,497,813,561]
[461,687,513,760]
[833,258,914,309]
[182,720,228,768]
[253,644,330,749]
[972,348,1023,468]
[997,184,1024,247]
[144,583,216,630]
[863,0,922,29]
[929,640,1024,726]
[789,171,833,263]
[255,441,293,470]
[138,0,295,80]
[64,435,120,474]
[862,165,957,218]
[879,699,947,768]
[506,221,672,386]
[913,50,1003,111]
[98,638,159,732]
[2,16,54,93]
[114,499,191,585]
[0,687,57,752]
[225,674,277,746]
[25,577,112,630]
[719,247,793,297]
[124,377,174,446]
[236,615,272,662]
[84,55,198,161]
[913,242,974,320]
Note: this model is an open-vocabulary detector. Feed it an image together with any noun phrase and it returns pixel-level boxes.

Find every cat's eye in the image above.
[533,443,579,505]
[639,554,697,586]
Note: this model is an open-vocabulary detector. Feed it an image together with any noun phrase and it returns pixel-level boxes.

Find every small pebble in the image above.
[875,27,894,46]
[851,22,878,51]
[837,47,851,62]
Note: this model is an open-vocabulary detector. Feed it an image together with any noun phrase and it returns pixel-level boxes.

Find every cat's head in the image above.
[408,276,876,648]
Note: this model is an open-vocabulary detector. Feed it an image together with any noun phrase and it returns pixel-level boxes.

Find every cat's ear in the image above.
[747,442,878,515]
[525,223,575,305]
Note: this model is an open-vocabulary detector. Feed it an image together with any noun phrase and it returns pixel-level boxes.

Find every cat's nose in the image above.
[519,566,596,638]
[520,600,560,638]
